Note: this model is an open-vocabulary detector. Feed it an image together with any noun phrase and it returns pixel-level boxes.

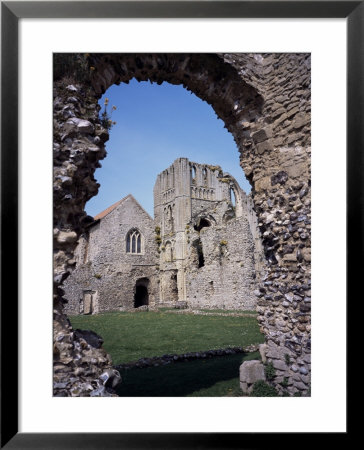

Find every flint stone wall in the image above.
[63,195,158,314]
[186,216,257,310]
[53,53,311,396]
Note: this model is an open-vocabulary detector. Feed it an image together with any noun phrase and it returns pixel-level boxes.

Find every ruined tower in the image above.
[154,158,262,309]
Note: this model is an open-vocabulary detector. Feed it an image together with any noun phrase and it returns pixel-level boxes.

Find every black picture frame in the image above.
[1,1,358,448]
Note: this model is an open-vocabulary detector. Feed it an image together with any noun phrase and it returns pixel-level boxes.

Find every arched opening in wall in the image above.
[85,72,255,219]
[230,188,236,208]
[192,239,205,268]
[194,218,211,232]
[165,205,174,234]
[191,166,196,184]
[126,228,143,254]
[134,278,149,308]
[202,167,207,185]
[53,53,275,397]
[60,54,265,316]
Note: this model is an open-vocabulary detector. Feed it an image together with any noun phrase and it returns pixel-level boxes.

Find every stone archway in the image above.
[53,53,311,396]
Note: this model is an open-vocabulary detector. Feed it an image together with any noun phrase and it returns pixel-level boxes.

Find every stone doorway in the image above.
[134,278,149,308]
[82,290,96,315]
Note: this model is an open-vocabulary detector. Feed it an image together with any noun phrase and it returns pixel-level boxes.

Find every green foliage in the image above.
[284,353,291,365]
[69,311,265,366]
[250,380,278,397]
[155,227,162,247]
[220,240,228,246]
[264,362,276,381]
[293,391,302,397]
[100,98,117,131]
[280,377,289,388]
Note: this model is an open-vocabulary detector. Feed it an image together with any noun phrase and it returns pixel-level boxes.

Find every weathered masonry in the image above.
[154,158,263,310]
[64,158,264,314]
[63,194,159,314]
[53,53,311,397]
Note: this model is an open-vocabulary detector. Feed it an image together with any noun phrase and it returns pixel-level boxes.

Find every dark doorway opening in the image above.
[194,218,211,232]
[134,278,149,308]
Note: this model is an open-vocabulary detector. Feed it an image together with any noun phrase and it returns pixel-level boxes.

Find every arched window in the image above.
[191,166,196,184]
[126,228,143,254]
[202,167,207,184]
[230,188,236,207]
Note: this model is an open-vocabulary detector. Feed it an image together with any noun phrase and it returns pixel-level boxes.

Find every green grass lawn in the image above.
[69,311,264,366]
[197,308,258,315]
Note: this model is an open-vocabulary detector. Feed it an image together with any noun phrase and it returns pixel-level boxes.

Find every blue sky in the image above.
[86,79,250,218]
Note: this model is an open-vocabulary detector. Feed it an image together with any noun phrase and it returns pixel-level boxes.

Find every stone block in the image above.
[239,360,265,393]
[272,359,287,371]
[256,140,274,155]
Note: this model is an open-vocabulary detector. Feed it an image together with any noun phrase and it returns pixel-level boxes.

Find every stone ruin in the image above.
[53,53,311,396]
[63,158,264,314]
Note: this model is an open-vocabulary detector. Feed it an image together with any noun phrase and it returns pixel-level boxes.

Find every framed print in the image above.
[1,1,359,448]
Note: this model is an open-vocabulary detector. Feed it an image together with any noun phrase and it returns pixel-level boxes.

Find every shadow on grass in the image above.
[116,352,258,397]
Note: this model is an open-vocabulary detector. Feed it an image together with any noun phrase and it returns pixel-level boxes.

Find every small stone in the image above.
[272,359,287,371]
[66,84,78,92]
[64,117,94,134]
[294,381,309,391]
[56,231,78,244]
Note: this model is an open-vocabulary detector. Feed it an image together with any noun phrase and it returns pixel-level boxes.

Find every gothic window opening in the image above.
[165,205,174,233]
[230,188,236,208]
[126,228,143,254]
[191,166,196,184]
[202,167,207,185]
